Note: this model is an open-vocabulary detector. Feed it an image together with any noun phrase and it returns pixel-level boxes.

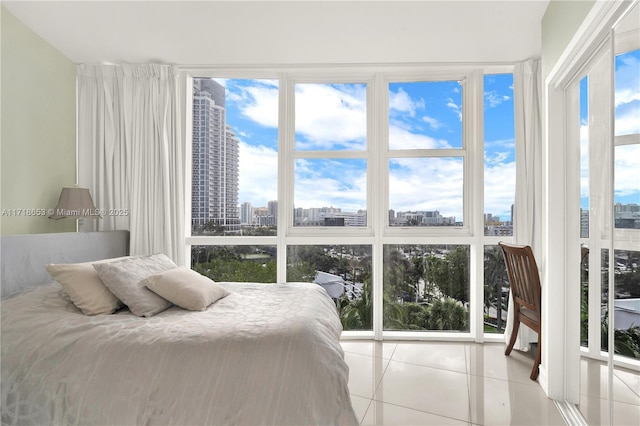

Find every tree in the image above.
[427,298,468,331]
[192,246,277,283]
[340,279,372,330]
[383,247,411,301]
[484,245,508,332]
[601,317,640,359]
[441,246,469,303]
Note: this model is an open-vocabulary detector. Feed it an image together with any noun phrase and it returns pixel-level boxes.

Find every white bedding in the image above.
[1,281,357,425]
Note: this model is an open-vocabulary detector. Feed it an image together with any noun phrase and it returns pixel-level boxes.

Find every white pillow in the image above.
[143,267,229,311]
[46,257,127,315]
[93,254,177,317]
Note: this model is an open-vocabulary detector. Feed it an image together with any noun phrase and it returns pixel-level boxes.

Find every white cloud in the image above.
[422,115,443,130]
[227,80,279,129]
[389,125,451,149]
[578,124,639,203]
[241,88,279,128]
[580,124,589,198]
[389,87,424,117]
[615,89,640,107]
[389,157,464,220]
[484,90,511,108]
[615,102,640,135]
[484,161,516,219]
[294,84,367,150]
[615,53,640,107]
[614,144,640,198]
[447,98,462,121]
[294,159,367,211]
[485,138,515,151]
[238,142,278,208]
[485,151,510,166]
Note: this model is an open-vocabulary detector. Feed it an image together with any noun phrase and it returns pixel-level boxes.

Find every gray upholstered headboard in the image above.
[1,231,129,298]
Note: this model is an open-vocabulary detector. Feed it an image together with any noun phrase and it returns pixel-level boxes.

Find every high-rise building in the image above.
[192,79,240,234]
[241,202,253,225]
[268,200,278,219]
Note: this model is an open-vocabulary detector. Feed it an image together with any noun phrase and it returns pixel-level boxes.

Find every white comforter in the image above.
[1,281,357,426]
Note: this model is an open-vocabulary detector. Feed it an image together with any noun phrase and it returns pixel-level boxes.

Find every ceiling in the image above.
[3,0,550,65]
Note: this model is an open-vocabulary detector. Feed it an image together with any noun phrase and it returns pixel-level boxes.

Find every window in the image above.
[614,49,640,230]
[186,67,516,337]
[190,78,278,236]
[388,80,464,228]
[484,74,515,237]
[383,244,470,332]
[293,83,368,228]
[573,40,640,361]
[287,244,373,330]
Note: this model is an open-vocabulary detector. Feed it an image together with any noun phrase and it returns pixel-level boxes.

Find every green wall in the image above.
[1,7,77,235]
[541,0,596,82]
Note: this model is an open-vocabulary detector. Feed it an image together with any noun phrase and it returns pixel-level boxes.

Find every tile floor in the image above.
[578,357,640,426]
[341,341,567,425]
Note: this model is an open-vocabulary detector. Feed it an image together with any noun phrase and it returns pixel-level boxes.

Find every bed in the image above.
[1,231,357,425]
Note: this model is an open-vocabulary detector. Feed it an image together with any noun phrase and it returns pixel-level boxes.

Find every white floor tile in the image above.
[344,351,390,399]
[341,340,640,426]
[615,366,640,401]
[341,340,398,360]
[391,341,468,374]
[579,393,640,426]
[468,375,565,425]
[361,400,469,425]
[341,340,580,426]
[466,342,537,385]
[373,360,470,423]
[579,358,640,405]
[349,394,372,424]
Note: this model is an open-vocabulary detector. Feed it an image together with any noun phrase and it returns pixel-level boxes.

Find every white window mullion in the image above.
[373,73,387,341]
[468,70,485,342]
[277,73,291,283]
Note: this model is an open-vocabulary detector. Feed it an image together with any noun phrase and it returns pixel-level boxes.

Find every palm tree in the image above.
[601,318,640,359]
[428,298,468,331]
[340,279,373,330]
[484,245,508,332]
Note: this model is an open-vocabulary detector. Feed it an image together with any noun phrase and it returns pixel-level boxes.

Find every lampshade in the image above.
[49,187,101,219]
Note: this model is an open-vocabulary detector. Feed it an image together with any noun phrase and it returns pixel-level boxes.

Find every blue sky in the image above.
[214,74,518,224]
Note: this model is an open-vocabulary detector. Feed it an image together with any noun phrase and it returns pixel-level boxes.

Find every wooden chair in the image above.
[499,242,542,381]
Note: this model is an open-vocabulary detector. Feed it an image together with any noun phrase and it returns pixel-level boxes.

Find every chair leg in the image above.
[505,315,520,356]
[530,331,541,381]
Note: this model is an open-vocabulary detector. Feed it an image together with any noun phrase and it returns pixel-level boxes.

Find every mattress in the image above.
[1,281,357,425]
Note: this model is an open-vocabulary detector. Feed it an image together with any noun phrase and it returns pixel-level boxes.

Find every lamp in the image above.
[49,187,101,221]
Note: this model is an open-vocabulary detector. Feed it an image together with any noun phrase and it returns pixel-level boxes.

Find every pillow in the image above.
[46,257,127,315]
[143,267,229,311]
[93,254,178,317]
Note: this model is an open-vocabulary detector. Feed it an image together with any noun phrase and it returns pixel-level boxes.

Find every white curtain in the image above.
[77,64,185,266]
[505,59,543,350]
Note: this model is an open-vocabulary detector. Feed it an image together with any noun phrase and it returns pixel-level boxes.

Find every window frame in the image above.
[285,74,375,238]
[383,72,474,237]
[182,64,516,341]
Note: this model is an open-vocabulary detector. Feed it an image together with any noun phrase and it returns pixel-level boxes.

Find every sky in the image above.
[580,49,640,210]
[210,50,638,226]
[212,74,516,225]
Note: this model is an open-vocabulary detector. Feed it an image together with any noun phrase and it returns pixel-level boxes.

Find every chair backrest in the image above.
[498,242,541,315]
